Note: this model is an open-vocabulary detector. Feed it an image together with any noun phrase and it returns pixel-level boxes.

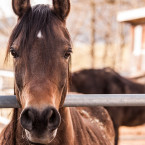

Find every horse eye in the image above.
[64,49,72,59]
[10,47,19,58]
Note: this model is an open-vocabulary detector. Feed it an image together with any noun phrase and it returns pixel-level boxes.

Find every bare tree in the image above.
[65,0,145,71]
[90,0,96,68]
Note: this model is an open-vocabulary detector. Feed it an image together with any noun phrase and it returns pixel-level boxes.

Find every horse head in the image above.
[7,0,71,144]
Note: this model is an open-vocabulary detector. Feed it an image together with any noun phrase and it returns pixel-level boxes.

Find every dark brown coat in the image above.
[70,68,145,145]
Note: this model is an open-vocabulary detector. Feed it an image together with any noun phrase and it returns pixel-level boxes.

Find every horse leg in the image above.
[114,126,119,145]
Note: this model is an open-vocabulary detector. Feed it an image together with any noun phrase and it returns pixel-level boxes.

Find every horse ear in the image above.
[53,0,70,20]
[12,0,31,17]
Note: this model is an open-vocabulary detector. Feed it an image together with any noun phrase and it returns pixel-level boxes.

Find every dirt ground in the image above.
[119,125,145,145]
[0,122,145,145]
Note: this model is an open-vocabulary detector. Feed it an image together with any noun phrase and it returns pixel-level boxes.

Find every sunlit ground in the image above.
[119,125,145,145]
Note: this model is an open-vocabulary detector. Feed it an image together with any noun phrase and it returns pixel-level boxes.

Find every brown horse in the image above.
[0,1,114,145]
[71,68,145,145]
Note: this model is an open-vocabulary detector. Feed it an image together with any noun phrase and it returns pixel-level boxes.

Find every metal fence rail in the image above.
[1,94,145,108]
[0,95,19,108]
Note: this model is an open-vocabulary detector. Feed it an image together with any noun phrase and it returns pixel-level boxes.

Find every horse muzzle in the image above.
[20,106,61,144]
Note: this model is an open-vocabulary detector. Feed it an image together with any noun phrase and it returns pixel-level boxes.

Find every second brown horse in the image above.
[71,68,145,145]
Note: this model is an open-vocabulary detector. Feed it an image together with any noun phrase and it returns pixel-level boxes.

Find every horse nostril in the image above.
[20,107,61,133]
[43,107,61,131]
[20,108,35,131]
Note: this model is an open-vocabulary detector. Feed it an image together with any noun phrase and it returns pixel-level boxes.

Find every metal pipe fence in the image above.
[1,94,145,108]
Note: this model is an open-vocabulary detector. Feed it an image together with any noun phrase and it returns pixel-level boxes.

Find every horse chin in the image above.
[25,129,57,144]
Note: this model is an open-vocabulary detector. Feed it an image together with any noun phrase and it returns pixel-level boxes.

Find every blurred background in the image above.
[1,0,145,144]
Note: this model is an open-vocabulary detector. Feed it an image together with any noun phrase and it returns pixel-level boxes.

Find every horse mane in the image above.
[1,109,18,145]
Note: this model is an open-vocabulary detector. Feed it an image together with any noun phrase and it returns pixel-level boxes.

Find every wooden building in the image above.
[117,7,145,73]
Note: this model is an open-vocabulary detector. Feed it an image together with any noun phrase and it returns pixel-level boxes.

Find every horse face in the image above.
[9,0,71,144]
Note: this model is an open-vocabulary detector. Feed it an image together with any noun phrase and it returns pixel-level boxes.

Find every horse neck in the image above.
[127,80,145,93]
[51,107,75,145]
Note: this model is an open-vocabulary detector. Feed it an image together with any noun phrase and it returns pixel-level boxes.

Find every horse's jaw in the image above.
[25,129,57,144]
